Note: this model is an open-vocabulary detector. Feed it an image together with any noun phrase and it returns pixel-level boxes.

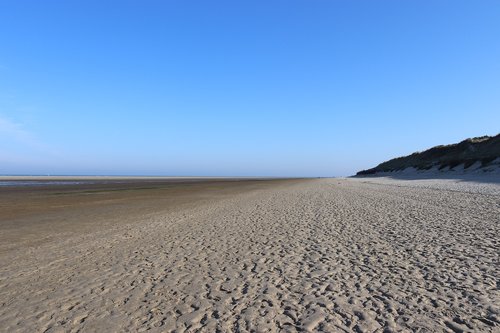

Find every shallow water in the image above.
[0,181,97,187]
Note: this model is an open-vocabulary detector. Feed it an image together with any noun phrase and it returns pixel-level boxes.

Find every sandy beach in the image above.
[0,177,498,332]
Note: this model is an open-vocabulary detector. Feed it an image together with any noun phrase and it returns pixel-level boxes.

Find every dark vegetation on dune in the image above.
[357,134,500,176]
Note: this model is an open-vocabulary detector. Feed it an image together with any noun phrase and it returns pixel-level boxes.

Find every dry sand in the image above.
[0,177,498,332]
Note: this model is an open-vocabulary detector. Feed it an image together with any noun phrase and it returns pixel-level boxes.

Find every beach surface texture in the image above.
[0,177,498,332]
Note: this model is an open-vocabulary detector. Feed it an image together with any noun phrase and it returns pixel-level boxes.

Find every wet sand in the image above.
[0,178,298,253]
[0,178,498,332]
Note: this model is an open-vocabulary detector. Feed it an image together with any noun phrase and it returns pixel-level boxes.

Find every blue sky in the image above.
[1,1,499,176]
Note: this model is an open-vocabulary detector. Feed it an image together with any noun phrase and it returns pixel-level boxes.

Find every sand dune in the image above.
[0,178,498,332]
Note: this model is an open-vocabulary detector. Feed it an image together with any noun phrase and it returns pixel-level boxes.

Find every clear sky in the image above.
[1,1,499,176]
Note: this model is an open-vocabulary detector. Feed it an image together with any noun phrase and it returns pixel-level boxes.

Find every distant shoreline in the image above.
[0,175,291,180]
[0,176,298,187]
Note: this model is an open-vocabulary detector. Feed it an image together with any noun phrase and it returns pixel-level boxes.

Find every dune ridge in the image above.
[357,134,500,176]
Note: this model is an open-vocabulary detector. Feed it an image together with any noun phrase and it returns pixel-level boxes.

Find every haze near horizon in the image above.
[1,1,499,177]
